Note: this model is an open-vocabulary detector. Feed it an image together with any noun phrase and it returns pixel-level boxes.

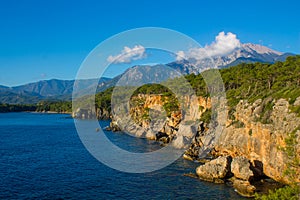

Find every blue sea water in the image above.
[0,112,244,199]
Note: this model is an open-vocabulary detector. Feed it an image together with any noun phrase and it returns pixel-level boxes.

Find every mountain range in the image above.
[0,43,295,104]
[0,78,110,104]
[167,43,294,74]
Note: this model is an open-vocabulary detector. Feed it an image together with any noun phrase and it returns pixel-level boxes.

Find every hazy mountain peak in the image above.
[167,42,295,74]
[241,43,283,55]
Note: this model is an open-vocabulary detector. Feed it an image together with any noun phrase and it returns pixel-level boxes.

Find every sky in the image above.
[0,0,299,86]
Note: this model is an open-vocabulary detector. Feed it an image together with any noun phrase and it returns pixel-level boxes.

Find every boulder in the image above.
[155,132,168,141]
[177,124,197,138]
[109,121,121,132]
[164,124,174,136]
[172,135,189,149]
[145,130,156,140]
[196,156,232,183]
[232,178,256,197]
[231,156,254,181]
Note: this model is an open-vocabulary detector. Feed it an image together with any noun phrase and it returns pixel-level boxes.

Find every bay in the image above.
[0,113,244,199]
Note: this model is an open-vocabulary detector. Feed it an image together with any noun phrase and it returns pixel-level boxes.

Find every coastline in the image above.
[1,111,296,197]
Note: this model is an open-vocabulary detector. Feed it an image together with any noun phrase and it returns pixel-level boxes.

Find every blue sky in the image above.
[0,0,299,86]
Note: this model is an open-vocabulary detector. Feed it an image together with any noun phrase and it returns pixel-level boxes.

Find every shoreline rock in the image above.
[231,156,254,181]
[75,95,300,197]
[196,156,232,184]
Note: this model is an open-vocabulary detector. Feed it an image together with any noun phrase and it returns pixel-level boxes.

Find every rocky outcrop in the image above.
[81,92,300,193]
[105,95,300,184]
[72,108,96,119]
[192,97,300,196]
[212,98,300,184]
[231,156,254,181]
[232,178,256,197]
[72,107,110,120]
[108,94,211,143]
[171,124,198,149]
[105,121,121,132]
[196,156,232,183]
[195,155,259,197]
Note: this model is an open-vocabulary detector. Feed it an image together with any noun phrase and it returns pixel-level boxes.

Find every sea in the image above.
[0,112,245,199]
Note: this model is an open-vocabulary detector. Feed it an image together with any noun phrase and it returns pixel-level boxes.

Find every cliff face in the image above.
[214,98,300,183]
[75,93,300,185]
[72,107,110,119]
[129,94,211,129]
[118,94,300,184]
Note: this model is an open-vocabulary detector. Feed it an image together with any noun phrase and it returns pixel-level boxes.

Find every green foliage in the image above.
[290,105,300,117]
[132,83,171,95]
[78,55,300,122]
[163,100,179,117]
[228,107,236,120]
[200,109,211,124]
[36,101,72,113]
[0,103,36,112]
[259,99,274,124]
[248,129,253,136]
[132,84,180,117]
[255,185,300,200]
[185,56,300,109]
[142,107,150,120]
[230,120,245,128]
[95,87,114,112]
[199,105,205,112]
[0,101,71,113]
[283,127,300,181]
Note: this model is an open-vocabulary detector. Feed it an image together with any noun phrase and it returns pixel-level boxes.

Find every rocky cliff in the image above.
[193,97,300,196]
[72,107,110,119]
[75,93,300,196]
[213,97,300,184]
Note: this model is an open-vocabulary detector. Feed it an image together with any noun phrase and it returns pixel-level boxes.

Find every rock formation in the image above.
[196,156,232,183]
[75,93,300,196]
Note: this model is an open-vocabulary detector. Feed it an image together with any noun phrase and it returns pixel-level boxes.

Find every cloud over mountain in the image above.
[176,32,241,61]
[107,45,146,64]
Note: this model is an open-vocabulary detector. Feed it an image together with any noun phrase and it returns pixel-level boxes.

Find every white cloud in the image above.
[107,45,146,64]
[176,32,241,61]
[176,50,186,61]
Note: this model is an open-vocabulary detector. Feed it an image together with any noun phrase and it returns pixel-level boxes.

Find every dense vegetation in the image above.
[36,101,72,113]
[2,56,300,198]
[131,84,180,117]
[0,103,36,112]
[186,56,300,107]
[3,56,300,116]
[93,56,300,122]
[0,101,72,113]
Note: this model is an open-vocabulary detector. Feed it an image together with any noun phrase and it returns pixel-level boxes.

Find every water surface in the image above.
[0,112,244,199]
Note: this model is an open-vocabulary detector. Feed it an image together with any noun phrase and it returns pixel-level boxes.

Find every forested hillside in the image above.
[94,56,300,116]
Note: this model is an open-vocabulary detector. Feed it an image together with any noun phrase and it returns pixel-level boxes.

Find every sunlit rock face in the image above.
[213,98,300,183]
[106,93,300,184]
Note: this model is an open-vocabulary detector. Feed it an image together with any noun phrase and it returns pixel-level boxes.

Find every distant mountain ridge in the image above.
[218,43,293,67]
[0,43,296,104]
[167,43,295,74]
[0,78,111,104]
